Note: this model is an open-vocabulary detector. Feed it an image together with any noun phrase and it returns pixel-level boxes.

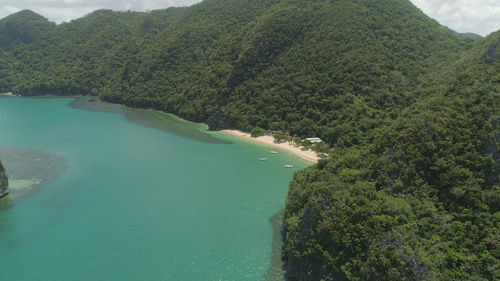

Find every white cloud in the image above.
[0,0,203,23]
[33,6,100,23]
[410,0,500,36]
[0,5,21,20]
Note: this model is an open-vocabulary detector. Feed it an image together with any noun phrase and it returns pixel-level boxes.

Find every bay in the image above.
[0,97,309,281]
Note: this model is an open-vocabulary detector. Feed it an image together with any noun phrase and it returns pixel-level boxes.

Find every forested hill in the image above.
[0,0,473,144]
[283,31,500,280]
[1,0,499,280]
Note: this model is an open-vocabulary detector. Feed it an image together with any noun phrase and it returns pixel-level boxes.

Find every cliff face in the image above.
[0,161,8,197]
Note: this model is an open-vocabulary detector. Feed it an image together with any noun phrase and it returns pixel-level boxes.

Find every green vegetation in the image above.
[0,0,473,137]
[461,32,483,42]
[0,0,498,280]
[251,127,266,137]
[283,31,500,280]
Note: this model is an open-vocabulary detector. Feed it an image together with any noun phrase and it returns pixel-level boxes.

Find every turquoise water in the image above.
[0,97,308,281]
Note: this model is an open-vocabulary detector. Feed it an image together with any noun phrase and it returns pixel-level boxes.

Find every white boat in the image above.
[284,164,294,168]
[270,151,279,154]
[259,158,269,161]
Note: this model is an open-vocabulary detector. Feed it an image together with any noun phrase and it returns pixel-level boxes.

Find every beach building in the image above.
[304,137,323,144]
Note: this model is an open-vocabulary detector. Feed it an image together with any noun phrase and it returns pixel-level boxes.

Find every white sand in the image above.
[222,130,321,163]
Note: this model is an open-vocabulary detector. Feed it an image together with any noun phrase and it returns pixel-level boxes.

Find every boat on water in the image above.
[259,158,269,161]
[270,151,279,154]
[284,164,294,168]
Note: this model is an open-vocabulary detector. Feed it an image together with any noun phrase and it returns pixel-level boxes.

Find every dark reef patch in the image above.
[70,97,230,144]
[0,148,66,209]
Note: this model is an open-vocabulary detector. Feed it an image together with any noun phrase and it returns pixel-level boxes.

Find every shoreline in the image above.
[5,96,322,163]
[0,191,8,199]
[222,130,321,163]
[267,210,287,281]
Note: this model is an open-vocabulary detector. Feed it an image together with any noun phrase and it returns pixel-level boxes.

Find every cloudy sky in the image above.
[0,0,499,36]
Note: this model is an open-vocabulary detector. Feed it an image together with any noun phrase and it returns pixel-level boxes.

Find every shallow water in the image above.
[0,97,308,281]
[0,147,66,208]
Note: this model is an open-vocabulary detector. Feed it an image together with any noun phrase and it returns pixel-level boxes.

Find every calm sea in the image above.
[0,97,308,281]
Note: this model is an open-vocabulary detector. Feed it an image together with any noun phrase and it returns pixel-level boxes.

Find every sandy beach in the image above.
[222,130,321,163]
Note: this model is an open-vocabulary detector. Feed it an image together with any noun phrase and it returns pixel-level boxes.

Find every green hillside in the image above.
[461,32,483,42]
[0,10,55,49]
[0,0,498,280]
[283,31,500,280]
[1,0,473,144]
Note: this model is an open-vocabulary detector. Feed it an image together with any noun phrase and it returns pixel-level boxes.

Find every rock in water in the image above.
[0,160,8,197]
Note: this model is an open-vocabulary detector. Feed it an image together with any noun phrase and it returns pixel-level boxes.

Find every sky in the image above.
[0,0,499,36]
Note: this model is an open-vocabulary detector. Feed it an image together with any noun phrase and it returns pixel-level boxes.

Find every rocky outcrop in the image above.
[0,160,8,198]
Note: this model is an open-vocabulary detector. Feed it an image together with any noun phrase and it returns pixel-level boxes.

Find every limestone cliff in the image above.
[0,160,8,197]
